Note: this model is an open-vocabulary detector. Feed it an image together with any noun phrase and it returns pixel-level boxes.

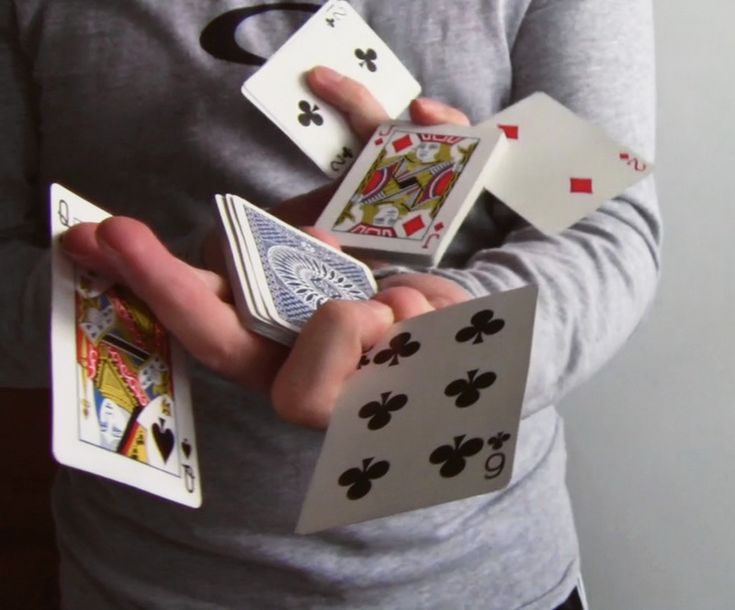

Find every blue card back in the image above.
[242,203,377,328]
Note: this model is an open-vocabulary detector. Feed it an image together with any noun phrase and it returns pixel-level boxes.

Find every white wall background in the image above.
[561,2,735,609]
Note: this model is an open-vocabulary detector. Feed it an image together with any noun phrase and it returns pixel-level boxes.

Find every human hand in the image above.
[273,66,471,227]
[306,65,471,139]
[376,272,471,310]
[61,217,464,428]
[62,217,471,428]
[60,71,473,428]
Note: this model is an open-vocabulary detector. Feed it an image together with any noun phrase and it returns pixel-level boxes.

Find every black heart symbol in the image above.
[152,419,174,463]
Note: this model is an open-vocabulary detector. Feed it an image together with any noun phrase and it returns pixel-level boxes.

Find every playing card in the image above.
[296,285,537,533]
[215,195,278,341]
[50,184,201,507]
[242,0,421,178]
[315,121,507,265]
[216,194,377,345]
[481,92,654,234]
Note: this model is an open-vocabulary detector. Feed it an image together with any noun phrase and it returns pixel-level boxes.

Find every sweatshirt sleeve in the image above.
[0,2,52,387]
[432,0,661,417]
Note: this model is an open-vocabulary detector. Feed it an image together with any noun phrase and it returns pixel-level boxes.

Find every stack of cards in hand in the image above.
[215,194,377,346]
[315,121,507,265]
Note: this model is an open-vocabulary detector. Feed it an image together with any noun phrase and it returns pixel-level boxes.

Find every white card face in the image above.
[315,121,507,265]
[242,0,421,178]
[50,184,201,508]
[481,92,654,234]
[296,286,538,534]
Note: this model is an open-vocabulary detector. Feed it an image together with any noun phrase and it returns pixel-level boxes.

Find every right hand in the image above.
[272,65,471,227]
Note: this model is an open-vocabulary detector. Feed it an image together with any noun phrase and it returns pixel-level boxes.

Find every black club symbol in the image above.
[455,309,505,344]
[297,100,324,127]
[357,354,371,370]
[338,457,390,500]
[373,332,421,367]
[358,391,407,430]
[355,48,378,72]
[429,435,484,478]
[444,369,497,408]
[488,432,511,450]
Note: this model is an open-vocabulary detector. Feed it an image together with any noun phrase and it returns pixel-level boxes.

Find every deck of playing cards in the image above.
[216,194,378,345]
[50,184,201,508]
[315,121,507,266]
[241,0,421,178]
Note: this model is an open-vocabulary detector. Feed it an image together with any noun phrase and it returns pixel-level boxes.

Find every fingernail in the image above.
[63,248,97,268]
[363,299,394,324]
[95,220,121,258]
[427,296,455,310]
[311,65,342,86]
[96,236,124,267]
[414,97,442,112]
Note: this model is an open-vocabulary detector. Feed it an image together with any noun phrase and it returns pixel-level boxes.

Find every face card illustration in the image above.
[316,121,506,265]
[242,0,421,178]
[481,92,654,234]
[227,195,377,334]
[296,285,537,534]
[50,184,201,507]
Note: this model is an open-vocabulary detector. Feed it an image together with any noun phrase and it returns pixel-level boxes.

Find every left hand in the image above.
[61,217,465,428]
[60,68,473,427]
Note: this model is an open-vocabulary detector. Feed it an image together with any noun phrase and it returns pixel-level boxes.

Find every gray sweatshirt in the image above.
[1,1,659,608]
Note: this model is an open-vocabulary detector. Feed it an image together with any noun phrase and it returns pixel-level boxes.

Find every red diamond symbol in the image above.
[498,124,519,140]
[570,177,593,194]
[434,222,445,232]
[392,134,413,153]
[374,137,384,146]
[402,216,426,236]
[619,152,630,161]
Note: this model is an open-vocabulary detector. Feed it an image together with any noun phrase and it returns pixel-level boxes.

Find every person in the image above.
[1,1,659,608]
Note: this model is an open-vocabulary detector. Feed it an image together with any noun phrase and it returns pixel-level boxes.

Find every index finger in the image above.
[271,299,395,428]
[270,287,435,429]
[306,66,389,141]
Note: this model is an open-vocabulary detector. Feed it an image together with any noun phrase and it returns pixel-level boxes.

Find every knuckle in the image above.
[312,299,362,331]
[271,378,329,429]
[379,284,424,303]
[198,339,238,378]
[343,76,371,103]
[196,332,256,384]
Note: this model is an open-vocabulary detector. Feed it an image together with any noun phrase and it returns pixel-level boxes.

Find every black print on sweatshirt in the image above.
[200,3,320,65]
